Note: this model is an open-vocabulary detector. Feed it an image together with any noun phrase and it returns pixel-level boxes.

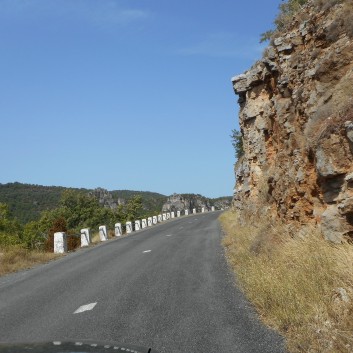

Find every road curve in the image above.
[0,212,286,353]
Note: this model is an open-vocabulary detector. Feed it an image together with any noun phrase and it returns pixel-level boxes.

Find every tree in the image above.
[275,0,308,30]
[38,190,122,233]
[0,203,23,247]
[123,195,143,221]
[23,221,46,250]
[231,129,244,159]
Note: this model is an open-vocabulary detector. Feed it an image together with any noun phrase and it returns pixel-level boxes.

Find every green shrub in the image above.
[22,221,46,250]
[260,0,309,42]
[230,129,244,159]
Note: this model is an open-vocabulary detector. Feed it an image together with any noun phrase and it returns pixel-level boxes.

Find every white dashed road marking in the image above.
[74,302,97,314]
[165,234,172,237]
[143,250,151,253]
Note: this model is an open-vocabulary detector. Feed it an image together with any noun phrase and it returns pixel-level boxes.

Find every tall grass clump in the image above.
[220,210,353,353]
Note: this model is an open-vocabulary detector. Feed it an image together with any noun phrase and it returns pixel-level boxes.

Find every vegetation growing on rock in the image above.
[232,0,353,243]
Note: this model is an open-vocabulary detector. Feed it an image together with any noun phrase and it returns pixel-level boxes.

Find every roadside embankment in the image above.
[0,247,60,277]
[219,210,353,353]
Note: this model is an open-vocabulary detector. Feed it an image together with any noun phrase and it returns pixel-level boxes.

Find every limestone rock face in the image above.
[161,194,231,212]
[232,2,353,242]
[89,188,118,209]
[162,193,210,212]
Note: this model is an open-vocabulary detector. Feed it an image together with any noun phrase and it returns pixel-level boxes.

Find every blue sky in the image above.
[0,0,281,198]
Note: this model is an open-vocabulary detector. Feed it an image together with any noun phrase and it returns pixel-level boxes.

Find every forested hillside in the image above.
[0,183,167,224]
[110,190,167,214]
[0,183,71,223]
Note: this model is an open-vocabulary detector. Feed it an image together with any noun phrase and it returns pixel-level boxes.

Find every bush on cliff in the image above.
[231,129,244,159]
[260,0,349,43]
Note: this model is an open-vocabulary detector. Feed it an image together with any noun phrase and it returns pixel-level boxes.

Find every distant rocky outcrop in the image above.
[213,197,232,210]
[232,1,353,242]
[88,188,120,209]
[162,193,210,212]
[162,193,231,212]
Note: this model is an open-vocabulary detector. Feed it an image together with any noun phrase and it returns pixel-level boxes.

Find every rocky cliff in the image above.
[162,194,231,212]
[232,0,353,242]
[162,193,211,212]
[89,188,120,209]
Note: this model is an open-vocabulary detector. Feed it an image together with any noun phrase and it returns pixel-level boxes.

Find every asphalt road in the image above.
[0,212,286,353]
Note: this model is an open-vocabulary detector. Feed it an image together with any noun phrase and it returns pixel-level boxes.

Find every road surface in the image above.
[0,212,286,353]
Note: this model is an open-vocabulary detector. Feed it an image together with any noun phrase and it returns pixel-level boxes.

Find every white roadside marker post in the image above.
[177,211,181,217]
[148,217,153,227]
[153,216,158,225]
[54,232,67,253]
[115,223,122,237]
[126,222,133,234]
[135,220,141,231]
[171,212,175,218]
[158,214,162,222]
[142,219,147,229]
[80,228,91,247]
[185,209,189,216]
[99,225,108,241]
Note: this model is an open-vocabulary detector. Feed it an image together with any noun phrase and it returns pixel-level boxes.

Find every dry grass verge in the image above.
[220,210,353,353]
[0,247,60,277]
[91,231,101,244]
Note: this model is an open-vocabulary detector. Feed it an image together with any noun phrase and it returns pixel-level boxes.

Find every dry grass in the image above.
[91,229,118,243]
[0,247,60,277]
[305,101,353,149]
[91,231,102,244]
[220,210,353,353]
[314,0,343,13]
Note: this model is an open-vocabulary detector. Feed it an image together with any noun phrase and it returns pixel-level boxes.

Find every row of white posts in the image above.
[53,206,216,253]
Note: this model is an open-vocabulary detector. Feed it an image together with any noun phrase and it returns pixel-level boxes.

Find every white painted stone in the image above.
[54,232,67,253]
[142,219,147,229]
[152,216,158,225]
[177,211,181,217]
[158,214,163,222]
[115,223,122,237]
[74,302,97,314]
[135,220,141,231]
[166,213,170,220]
[99,225,108,241]
[80,228,91,247]
[211,206,215,212]
[147,217,153,227]
[202,207,205,213]
[171,212,175,218]
[126,222,133,234]
[185,210,189,216]
[193,208,196,214]
[162,213,167,221]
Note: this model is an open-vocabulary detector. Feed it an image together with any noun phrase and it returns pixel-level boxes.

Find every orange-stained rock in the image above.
[232,1,353,242]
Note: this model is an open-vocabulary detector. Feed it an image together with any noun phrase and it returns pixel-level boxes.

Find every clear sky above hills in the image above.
[0,0,281,197]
